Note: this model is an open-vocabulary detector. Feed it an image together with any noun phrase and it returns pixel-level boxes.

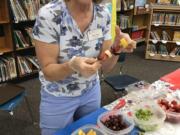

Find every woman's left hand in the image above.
[112,25,136,53]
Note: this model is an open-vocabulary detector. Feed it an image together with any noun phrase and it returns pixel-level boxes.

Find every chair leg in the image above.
[119,64,123,75]
[100,73,105,84]
[100,69,105,84]
[24,96,37,125]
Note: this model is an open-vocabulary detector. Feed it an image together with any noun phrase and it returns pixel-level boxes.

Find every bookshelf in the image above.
[0,0,50,83]
[0,0,10,23]
[116,0,134,41]
[131,0,151,44]
[145,2,180,62]
[116,0,150,44]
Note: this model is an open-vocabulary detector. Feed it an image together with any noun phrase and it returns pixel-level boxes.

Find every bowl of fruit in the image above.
[132,101,166,131]
[97,110,134,135]
[71,125,106,135]
[158,98,180,123]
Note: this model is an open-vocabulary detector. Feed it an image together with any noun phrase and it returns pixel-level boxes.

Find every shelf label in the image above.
[154,24,160,27]
[176,42,180,46]
[152,40,158,44]
[161,40,167,44]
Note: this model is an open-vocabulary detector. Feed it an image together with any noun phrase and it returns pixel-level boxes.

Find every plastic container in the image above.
[158,98,180,123]
[166,111,180,123]
[71,124,106,135]
[97,111,134,135]
[132,101,166,131]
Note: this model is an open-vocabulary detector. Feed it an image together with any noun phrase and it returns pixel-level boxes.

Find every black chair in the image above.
[0,83,36,125]
[101,53,139,97]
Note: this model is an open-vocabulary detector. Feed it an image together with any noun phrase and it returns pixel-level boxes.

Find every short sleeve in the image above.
[33,7,60,44]
[103,8,112,41]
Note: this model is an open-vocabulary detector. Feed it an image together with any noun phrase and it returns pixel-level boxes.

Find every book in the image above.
[0,57,17,83]
[161,31,171,41]
[157,0,171,4]
[10,0,18,22]
[176,15,180,25]
[10,0,49,22]
[117,0,121,11]
[119,15,131,30]
[150,31,161,40]
[26,56,40,69]
[25,27,35,46]
[173,31,180,42]
[14,30,30,49]
[17,56,39,76]
[17,56,25,75]
[152,13,179,25]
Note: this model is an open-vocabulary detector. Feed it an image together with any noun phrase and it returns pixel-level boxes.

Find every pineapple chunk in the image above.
[78,129,85,135]
[87,129,97,135]
[104,50,112,58]
[120,38,128,48]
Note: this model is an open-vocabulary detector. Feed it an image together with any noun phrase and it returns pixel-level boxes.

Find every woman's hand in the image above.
[112,25,136,53]
[68,56,101,78]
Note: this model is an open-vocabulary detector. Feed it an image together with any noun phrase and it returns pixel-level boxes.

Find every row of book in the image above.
[132,30,145,40]
[152,13,180,25]
[17,56,39,76]
[14,27,34,49]
[150,31,180,41]
[0,57,17,83]
[148,44,180,57]
[10,0,50,23]
[119,15,131,30]
[157,0,180,5]
[117,0,134,11]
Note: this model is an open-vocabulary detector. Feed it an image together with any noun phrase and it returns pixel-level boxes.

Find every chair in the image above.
[0,83,35,125]
[101,53,139,98]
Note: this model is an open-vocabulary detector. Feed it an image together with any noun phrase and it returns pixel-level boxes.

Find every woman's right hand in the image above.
[68,56,101,78]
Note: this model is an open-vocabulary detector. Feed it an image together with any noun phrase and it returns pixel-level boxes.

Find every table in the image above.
[54,107,142,135]
[54,77,180,135]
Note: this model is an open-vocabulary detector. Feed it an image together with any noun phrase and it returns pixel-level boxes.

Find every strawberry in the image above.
[171,100,177,106]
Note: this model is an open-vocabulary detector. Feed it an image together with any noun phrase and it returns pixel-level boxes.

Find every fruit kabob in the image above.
[98,38,129,61]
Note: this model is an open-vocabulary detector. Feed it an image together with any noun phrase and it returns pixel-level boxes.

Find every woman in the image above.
[33,0,136,135]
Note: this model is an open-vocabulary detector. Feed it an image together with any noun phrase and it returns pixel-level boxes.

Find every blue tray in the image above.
[54,108,140,135]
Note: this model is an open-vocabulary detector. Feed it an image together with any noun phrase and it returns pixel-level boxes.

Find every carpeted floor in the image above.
[0,45,179,135]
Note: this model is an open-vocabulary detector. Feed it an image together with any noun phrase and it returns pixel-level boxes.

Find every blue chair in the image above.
[0,83,35,124]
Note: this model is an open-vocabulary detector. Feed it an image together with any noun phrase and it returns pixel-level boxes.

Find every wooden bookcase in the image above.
[0,0,41,83]
[0,0,10,23]
[0,24,13,54]
[0,0,13,55]
[132,0,151,44]
[116,0,150,44]
[145,3,180,62]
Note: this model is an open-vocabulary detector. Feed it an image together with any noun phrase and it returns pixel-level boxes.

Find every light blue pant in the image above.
[40,82,101,135]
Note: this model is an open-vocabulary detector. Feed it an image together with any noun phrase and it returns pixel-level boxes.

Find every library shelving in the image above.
[0,0,50,83]
[131,0,151,44]
[117,0,133,34]
[116,0,150,44]
[145,2,180,62]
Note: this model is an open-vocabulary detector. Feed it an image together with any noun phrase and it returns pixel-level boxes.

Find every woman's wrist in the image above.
[66,60,77,74]
[110,46,122,56]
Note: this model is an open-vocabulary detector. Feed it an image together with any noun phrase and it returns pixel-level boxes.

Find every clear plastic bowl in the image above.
[71,124,106,135]
[166,111,180,123]
[158,98,180,123]
[97,111,134,135]
[132,101,166,131]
